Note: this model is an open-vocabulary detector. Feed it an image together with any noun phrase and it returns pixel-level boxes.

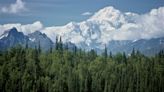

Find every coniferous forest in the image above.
[0,39,164,92]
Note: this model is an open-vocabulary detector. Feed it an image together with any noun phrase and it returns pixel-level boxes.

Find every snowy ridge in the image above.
[0,32,8,39]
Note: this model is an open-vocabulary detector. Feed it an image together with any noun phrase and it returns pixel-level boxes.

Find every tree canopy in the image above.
[0,41,163,92]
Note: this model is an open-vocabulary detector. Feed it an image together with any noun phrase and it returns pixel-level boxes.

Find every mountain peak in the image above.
[28,31,48,38]
[32,31,42,35]
[0,27,20,39]
[100,6,115,12]
[7,27,25,38]
[9,27,18,33]
[66,22,76,26]
[90,6,121,21]
[28,30,54,51]
[11,27,17,30]
[0,27,29,49]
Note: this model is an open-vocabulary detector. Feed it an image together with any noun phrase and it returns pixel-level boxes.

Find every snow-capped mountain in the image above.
[0,6,164,55]
[0,28,54,51]
[0,27,29,49]
[28,31,54,51]
[41,6,164,51]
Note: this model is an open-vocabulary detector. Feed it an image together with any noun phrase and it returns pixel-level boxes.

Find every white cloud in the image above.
[0,21,43,35]
[81,12,92,16]
[115,6,164,40]
[0,0,27,14]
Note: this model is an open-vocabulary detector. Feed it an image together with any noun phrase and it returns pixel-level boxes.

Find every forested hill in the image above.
[0,41,164,92]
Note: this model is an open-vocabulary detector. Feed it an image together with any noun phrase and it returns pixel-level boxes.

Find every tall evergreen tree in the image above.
[25,40,28,49]
[102,44,108,61]
[38,41,41,54]
[131,48,135,57]
[55,36,59,50]
[49,46,53,53]
[59,36,63,51]
[109,51,112,58]
[123,52,127,64]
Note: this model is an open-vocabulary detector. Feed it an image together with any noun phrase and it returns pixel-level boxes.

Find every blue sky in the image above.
[0,0,164,26]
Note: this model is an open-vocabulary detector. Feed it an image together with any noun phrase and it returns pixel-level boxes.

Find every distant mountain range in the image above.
[0,27,163,56]
[0,6,164,55]
[106,38,164,56]
[0,27,53,51]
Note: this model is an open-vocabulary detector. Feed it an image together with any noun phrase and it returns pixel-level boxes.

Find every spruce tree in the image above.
[55,36,59,50]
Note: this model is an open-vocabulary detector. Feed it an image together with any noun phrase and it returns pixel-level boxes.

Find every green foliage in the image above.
[0,45,163,92]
